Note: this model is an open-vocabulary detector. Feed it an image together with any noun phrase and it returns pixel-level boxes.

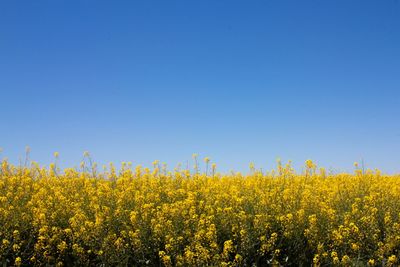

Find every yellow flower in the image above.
[332,256,340,264]
[0,157,400,265]
[249,162,255,170]
[341,255,350,264]
[305,159,314,169]
[313,254,320,264]
[351,243,359,251]
[388,255,397,264]
[13,230,19,238]
[57,241,67,252]
[15,257,22,266]
[2,239,10,247]
[234,254,243,263]
[12,244,20,252]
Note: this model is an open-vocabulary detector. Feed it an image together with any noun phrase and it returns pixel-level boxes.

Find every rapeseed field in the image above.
[1,155,399,266]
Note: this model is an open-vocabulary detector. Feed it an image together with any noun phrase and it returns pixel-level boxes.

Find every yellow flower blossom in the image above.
[15,257,22,266]
[0,158,398,265]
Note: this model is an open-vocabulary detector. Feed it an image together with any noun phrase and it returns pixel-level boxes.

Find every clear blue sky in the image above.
[1,0,399,173]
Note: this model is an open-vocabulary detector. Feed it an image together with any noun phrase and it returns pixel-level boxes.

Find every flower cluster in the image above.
[0,158,399,266]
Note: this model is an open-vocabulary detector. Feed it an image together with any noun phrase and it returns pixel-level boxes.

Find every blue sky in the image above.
[1,0,399,173]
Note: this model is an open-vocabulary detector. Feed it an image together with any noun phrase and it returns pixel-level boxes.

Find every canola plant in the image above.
[0,155,399,266]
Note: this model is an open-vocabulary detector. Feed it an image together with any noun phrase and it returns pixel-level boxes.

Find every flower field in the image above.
[1,157,400,266]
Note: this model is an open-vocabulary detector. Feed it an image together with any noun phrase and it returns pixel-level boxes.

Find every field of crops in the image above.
[1,156,400,266]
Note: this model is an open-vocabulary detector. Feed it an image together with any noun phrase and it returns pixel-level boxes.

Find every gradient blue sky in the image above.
[1,0,399,173]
